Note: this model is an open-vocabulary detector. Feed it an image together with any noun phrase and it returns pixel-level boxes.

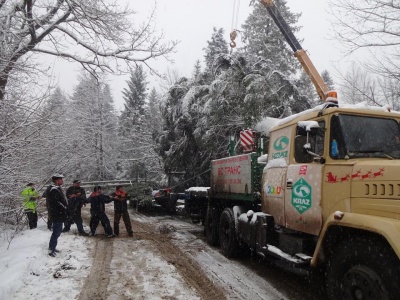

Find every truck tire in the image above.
[205,207,219,246]
[219,208,239,258]
[326,237,400,300]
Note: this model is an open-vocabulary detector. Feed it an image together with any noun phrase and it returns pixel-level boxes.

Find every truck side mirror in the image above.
[294,135,313,163]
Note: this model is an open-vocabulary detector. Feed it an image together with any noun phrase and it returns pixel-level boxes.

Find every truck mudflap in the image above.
[312,212,400,267]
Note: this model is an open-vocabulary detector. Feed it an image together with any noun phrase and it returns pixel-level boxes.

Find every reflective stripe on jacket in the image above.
[21,187,39,213]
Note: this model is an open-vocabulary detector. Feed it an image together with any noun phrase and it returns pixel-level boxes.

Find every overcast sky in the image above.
[51,0,353,110]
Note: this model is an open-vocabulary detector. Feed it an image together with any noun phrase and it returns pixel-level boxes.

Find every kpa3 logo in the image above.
[292,178,312,214]
[273,136,289,151]
[272,136,289,159]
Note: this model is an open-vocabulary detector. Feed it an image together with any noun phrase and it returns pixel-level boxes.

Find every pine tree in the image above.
[241,0,301,74]
[120,65,148,132]
[192,60,202,82]
[203,27,229,73]
[36,87,71,179]
[147,88,161,134]
[321,70,335,91]
[68,73,119,180]
[118,66,161,181]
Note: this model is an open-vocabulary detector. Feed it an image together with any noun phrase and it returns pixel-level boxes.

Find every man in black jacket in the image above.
[47,174,68,257]
[63,179,88,235]
[87,186,114,237]
[110,185,133,237]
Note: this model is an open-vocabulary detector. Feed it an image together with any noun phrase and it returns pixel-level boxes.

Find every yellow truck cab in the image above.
[263,103,400,299]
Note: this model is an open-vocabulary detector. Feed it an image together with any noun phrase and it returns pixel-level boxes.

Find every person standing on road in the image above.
[47,174,68,257]
[110,185,133,237]
[21,183,41,229]
[87,186,114,237]
[63,179,89,236]
[42,184,53,230]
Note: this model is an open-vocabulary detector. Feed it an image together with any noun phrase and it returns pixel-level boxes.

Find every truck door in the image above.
[262,126,292,227]
[284,121,324,235]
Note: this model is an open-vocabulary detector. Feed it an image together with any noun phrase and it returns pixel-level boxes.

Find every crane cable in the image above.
[230,0,240,50]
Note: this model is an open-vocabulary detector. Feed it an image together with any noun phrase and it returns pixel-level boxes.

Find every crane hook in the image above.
[230,30,237,48]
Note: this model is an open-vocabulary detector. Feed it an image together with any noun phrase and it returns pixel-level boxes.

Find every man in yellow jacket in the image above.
[21,183,41,229]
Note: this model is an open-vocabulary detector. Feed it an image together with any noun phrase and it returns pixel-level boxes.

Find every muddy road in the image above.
[78,208,322,300]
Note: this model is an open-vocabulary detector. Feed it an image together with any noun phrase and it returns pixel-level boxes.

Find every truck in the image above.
[205,1,400,299]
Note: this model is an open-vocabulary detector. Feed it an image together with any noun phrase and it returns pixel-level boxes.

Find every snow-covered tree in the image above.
[68,73,118,180]
[322,70,335,91]
[35,87,71,180]
[330,0,400,85]
[119,67,162,180]
[157,77,212,188]
[120,66,148,129]
[154,0,314,187]
[147,88,162,134]
[338,63,400,109]
[241,0,301,74]
[203,27,229,74]
[192,60,202,82]
[0,0,176,101]
[0,78,51,216]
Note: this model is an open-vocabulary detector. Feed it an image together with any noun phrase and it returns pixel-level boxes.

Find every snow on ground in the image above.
[0,220,92,300]
[0,218,201,300]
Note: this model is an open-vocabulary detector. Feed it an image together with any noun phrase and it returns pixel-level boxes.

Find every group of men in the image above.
[21,174,134,257]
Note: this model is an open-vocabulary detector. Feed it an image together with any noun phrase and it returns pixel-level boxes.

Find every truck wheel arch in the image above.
[326,236,400,299]
[313,214,400,268]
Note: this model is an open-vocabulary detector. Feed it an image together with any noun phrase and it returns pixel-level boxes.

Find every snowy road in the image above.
[2,206,322,299]
[78,207,321,300]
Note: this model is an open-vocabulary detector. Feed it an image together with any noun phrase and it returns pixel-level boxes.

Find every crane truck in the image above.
[205,1,400,299]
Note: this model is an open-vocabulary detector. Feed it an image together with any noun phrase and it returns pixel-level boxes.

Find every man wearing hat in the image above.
[64,179,88,235]
[47,174,68,257]
[20,182,41,229]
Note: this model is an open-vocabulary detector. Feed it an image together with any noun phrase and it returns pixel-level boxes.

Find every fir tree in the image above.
[148,88,162,134]
[321,70,335,91]
[203,27,229,73]
[192,60,202,82]
[241,0,301,74]
[68,73,119,180]
[120,65,148,131]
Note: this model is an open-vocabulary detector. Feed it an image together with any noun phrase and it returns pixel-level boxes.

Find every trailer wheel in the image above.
[326,237,400,300]
[219,208,239,258]
[205,207,219,246]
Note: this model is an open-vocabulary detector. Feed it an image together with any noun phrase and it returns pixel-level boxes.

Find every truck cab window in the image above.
[330,114,400,159]
[294,121,325,163]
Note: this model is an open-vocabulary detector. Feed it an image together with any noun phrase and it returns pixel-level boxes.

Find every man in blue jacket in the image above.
[87,186,114,237]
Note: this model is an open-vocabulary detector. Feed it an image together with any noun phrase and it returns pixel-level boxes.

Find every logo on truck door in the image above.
[273,136,289,151]
[272,136,289,159]
[292,178,312,214]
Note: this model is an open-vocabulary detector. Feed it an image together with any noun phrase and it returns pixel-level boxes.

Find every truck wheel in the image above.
[205,207,219,246]
[326,237,400,300]
[219,208,239,258]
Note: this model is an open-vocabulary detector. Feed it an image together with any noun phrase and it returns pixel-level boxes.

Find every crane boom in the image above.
[260,0,334,102]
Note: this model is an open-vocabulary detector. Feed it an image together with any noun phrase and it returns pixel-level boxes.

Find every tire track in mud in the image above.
[79,209,225,299]
[131,218,226,300]
[78,238,113,300]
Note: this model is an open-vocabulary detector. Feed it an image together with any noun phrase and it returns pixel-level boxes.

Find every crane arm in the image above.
[260,0,333,102]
